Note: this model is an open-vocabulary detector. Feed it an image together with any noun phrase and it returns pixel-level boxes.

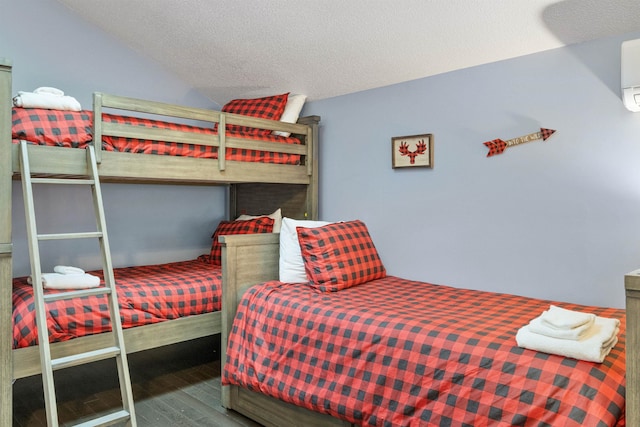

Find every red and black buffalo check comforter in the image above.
[12,257,221,349]
[11,108,302,164]
[223,276,626,427]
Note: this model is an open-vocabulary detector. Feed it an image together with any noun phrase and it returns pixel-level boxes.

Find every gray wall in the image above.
[2,0,227,276]
[304,32,640,308]
[3,1,639,308]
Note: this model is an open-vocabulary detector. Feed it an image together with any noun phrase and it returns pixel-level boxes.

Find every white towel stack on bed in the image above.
[28,265,100,290]
[13,86,82,111]
[516,305,620,363]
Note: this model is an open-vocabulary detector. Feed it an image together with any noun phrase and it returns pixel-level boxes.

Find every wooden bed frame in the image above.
[625,270,640,427]
[0,57,320,424]
[220,233,351,427]
[220,239,637,426]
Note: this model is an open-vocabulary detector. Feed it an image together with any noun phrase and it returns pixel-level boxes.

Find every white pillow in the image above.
[236,208,282,233]
[273,94,307,137]
[279,217,330,282]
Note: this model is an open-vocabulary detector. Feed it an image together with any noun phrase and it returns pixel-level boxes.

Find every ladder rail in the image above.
[86,146,137,423]
[19,141,59,426]
[19,141,137,426]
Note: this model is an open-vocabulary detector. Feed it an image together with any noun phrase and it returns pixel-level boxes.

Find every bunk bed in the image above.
[219,229,631,427]
[0,58,320,424]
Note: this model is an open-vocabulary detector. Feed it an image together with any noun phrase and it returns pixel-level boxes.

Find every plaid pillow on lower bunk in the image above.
[209,216,275,266]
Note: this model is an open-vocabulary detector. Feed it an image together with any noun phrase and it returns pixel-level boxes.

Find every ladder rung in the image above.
[30,177,94,185]
[43,286,110,303]
[52,346,122,371]
[37,231,103,241]
[73,409,131,427]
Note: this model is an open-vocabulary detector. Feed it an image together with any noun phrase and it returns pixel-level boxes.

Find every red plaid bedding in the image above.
[224,276,626,427]
[11,108,301,164]
[12,257,221,349]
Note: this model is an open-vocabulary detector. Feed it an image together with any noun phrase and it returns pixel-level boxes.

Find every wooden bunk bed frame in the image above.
[0,58,320,424]
[219,236,638,424]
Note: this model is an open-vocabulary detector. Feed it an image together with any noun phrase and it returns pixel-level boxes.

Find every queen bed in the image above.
[219,221,632,426]
[0,58,320,424]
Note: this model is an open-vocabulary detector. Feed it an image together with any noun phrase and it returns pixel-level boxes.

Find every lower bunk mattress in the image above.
[223,276,626,427]
[12,256,221,349]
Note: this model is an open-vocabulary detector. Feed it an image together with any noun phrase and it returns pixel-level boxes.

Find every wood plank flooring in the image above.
[12,335,262,427]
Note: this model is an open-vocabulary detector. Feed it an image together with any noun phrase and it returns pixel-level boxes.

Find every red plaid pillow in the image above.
[209,217,274,266]
[12,108,93,147]
[297,220,386,292]
[218,93,289,136]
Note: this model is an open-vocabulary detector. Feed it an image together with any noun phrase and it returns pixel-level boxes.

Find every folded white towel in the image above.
[528,314,595,340]
[53,265,85,275]
[33,86,65,96]
[28,273,100,289]
[13,91,82,111]
[516,315,620,363]
[540,305,596,330]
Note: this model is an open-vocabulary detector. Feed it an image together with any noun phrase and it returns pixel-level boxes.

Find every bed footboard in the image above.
[219,233,280,341]
[625,270,640,427]
[229,386,351,427]
[220,233,280,404]
[219,233,352,427]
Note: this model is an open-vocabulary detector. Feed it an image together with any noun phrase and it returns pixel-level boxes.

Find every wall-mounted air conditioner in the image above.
[622,39,640,112]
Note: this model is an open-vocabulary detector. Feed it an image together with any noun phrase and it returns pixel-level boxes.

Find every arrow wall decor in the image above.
[484,128,556,157]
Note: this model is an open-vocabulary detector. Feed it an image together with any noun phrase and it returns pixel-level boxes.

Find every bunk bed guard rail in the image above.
[92,92,314,176]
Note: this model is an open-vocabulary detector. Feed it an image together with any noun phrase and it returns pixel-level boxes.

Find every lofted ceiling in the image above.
[58,0,640,105]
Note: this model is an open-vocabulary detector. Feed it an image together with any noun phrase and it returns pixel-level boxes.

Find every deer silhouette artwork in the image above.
[398,139,427,164]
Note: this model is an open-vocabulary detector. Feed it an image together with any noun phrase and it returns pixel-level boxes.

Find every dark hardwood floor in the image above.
[12,336,262,427]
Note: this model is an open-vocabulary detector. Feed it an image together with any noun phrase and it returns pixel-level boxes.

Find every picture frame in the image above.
[391,133,434,169]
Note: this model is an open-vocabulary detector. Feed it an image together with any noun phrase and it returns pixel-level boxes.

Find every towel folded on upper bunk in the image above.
[13,88,82,111]
[53,265,85,275]
[33,86,65,96]
[27,273,100,289]
[516,312,620,363]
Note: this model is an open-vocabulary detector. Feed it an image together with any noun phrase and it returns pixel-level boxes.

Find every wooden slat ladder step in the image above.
[19,141,137,427]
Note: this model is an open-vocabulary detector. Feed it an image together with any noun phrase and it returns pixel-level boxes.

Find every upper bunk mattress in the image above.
[12,256,221,349]
[11,108,302,164]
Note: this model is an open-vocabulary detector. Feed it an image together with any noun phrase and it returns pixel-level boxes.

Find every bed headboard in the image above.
[231,183,313,220]
[229,115,320,221]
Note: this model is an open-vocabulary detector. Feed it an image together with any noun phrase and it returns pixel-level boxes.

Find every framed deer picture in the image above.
[391,133,434,168]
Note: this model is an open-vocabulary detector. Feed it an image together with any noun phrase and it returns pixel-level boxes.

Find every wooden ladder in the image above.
[19,141,137,427]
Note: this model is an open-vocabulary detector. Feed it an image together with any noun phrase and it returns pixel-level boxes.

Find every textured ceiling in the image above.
[58,0,640,105]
